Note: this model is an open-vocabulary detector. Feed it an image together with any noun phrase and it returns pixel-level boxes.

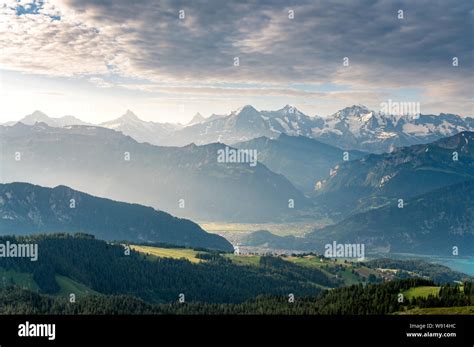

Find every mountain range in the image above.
[162,105,322,147]
[234,133,366,194]
[4,105,472,153]
[243,179,474,255]
[100,110,182,145]
[308,179,474,255]
[0,122,310,223]
[312,131,474,219]
[1,106,473,256]
[0,182,233,251]
[312,105,474,153]
[2,110,92,127]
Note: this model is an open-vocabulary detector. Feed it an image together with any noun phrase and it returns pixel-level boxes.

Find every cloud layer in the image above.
[0,0,472,117]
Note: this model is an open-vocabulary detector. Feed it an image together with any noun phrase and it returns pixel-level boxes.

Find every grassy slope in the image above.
[131,245,387,286]
[395,306,474,315]
[0,268,97,297]
[55,276,99,297]
[224,254,261,266]
[0,269,39,291]
[131,245,204,263]
[403,286,440,300]
[284,256,377,286]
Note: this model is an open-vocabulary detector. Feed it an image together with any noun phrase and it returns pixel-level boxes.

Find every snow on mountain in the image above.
[186,112,206,126]
[11,110,91,127]
[311,105,473,152]
[100,110,182,145]
[163,104,324,146]
[162,104,473,151]
[4,106,472,151]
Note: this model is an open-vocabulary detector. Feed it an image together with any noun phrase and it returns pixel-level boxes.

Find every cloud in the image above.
[0,0,472,115]
[88,77,113,88]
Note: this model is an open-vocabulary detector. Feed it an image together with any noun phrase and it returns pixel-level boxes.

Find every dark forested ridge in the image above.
[1,278,472,315]
[0,234,336,303]
[0,182,233,251]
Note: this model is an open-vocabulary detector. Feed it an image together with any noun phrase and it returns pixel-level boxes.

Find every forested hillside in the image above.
[1,279,472,315]
[0,234,337,303]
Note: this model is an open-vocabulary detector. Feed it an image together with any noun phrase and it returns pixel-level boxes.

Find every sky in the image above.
[0,0,472,124]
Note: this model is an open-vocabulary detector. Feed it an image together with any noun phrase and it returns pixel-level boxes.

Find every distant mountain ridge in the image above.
[162,104,473,152]
[308,179,474,255]
[242,179,474,255]
[0,122,310,223]
[312,131,474,218]
[100,110,182,145]
[313,105,474,152]
[4,106,472,152]
[234,133,366,193]
[163,105,322,147]
[3,110,92,127]
[0,182,233,251]
[186,112,206,126]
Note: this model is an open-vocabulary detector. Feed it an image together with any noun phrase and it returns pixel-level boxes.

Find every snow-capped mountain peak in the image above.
[187,112,206,126]
[100,110,182,145]
[4,105,472,153]
[232,104,259,116]
[120,110,140,121]
[23,110,51,123]
[333,105,371,120]
[31,110,48,117]
[16,111,90,127]
[278,104,303,116]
